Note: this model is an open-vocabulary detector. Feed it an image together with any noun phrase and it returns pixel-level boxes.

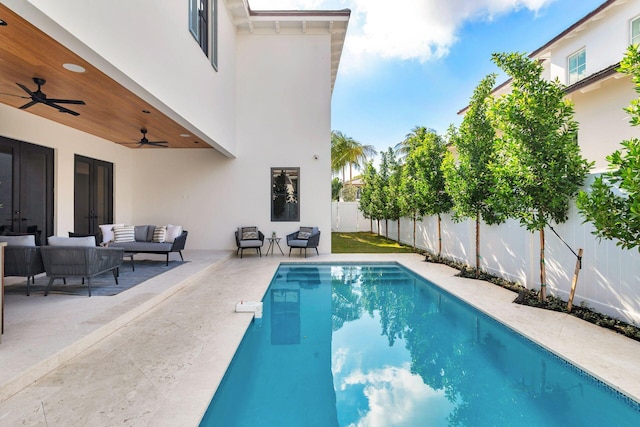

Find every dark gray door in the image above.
[74,155,113,235]
[0,136,54,244]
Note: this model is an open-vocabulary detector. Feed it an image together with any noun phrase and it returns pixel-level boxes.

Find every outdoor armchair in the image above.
[286,227,320,257]
[235,227,265,258]
[40,245,124,297]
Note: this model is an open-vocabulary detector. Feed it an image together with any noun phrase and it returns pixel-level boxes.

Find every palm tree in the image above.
[395,126,438,163]
[331,130,377,184]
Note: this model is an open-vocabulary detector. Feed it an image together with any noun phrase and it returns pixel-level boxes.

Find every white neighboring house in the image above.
[0,1,350,253]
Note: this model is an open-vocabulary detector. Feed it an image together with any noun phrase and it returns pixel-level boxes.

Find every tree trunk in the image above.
[539,228,547,302]
[437,214,442,259]
[397,220,400,245]
[475,214,480,279]
[413,215,416,248]
[370,218,373,233]
[385,219,389,239]
[349,163,353,184]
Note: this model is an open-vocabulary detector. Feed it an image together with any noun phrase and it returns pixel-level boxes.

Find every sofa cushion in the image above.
[153,225,167,243]
[240,226,259,240]
[113,225,135,243]
[48,236,96,247]
[99,223,124,243]
[109,241,173,252]
[134,225,151,242]
[166,224,183,243]
[0,235,36,246]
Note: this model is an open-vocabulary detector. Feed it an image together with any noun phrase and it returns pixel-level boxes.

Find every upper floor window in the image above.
[631,16,640,46]
[189,0,218,70]
[568,48,586,85]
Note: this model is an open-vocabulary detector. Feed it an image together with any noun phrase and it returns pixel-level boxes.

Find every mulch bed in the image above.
[423,252,640,342]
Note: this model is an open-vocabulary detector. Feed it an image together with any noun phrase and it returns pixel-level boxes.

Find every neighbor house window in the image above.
[271,168,300,222]
[568,48,586,84]
[189,0,218,70]
[631,16,640,46]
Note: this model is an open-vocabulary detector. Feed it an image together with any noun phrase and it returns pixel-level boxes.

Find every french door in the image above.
[74,155,113,235]
[0,136,54,244]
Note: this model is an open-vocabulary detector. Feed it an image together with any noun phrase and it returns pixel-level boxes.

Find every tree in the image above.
[382,148,403,240]
[331,177,342,201]
[373,151,392,236]
[404,129,452,257]
[577,46,640,251]
[443,74,505,277]
[490,52,593,301]
[395,126,437,163]
[330,130,376,185]
[359,162,378,233]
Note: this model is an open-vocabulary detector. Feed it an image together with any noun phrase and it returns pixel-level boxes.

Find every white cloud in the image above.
[248,0,556,66]
[339,363,454,426]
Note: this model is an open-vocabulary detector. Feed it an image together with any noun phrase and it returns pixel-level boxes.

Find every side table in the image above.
[266,237,284,256]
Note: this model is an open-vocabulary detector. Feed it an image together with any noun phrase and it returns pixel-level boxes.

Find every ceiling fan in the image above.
[124,128,169,148]
[8,77,86,116]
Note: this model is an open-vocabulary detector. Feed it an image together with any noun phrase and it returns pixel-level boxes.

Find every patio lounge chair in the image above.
[40,237,124,297]
[235,227,265,258]
[286,227,320,257]
[0,235,45,296]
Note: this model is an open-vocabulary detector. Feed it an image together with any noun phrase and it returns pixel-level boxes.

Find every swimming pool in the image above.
[200,263,640,426]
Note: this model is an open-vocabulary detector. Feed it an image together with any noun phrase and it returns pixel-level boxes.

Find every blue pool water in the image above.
[200,263,640,426]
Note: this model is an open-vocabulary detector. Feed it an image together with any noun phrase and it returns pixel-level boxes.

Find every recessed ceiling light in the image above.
[142,110,151,114]
[62,63,85,73]
[180,133,190,137]
[0,19,7,26]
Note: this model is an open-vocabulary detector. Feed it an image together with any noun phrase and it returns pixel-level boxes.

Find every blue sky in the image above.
[250,0,605,161]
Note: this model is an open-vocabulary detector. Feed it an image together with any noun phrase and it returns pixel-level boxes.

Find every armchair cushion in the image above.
[0,235,36,246]
[297,226,314,240]
[48,236,96,247]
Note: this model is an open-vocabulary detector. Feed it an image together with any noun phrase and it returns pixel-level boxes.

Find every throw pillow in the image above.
[153,225,167,243]
[113,225,135,242]
[241,226,259,240]
[297,226,314,240]
[166,224,183,243]
[99,223,124,243]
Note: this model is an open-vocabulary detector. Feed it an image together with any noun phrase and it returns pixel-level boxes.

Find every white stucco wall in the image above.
[11,0,238,154]
[568,75,639,171]
[546,0,640,85]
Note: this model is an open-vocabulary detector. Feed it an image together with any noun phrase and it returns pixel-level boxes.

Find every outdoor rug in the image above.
[4,260,187,297]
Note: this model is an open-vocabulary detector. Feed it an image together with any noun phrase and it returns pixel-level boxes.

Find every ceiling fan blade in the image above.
[141,141,168,147]
[46,98,86,105]
[16,82,35,97]
[0,91,30,99]
[19,100,38,109]
[49,103,81,116]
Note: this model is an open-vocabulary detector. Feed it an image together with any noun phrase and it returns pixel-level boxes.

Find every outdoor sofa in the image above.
[103,224,188,266]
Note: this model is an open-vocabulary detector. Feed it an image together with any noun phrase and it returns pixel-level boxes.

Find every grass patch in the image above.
[332,232,416,253]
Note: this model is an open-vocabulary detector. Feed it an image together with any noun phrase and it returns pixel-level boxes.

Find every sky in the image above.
[249,0,606,161]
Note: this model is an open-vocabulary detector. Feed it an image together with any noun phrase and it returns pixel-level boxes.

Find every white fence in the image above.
[331,201,640,325]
